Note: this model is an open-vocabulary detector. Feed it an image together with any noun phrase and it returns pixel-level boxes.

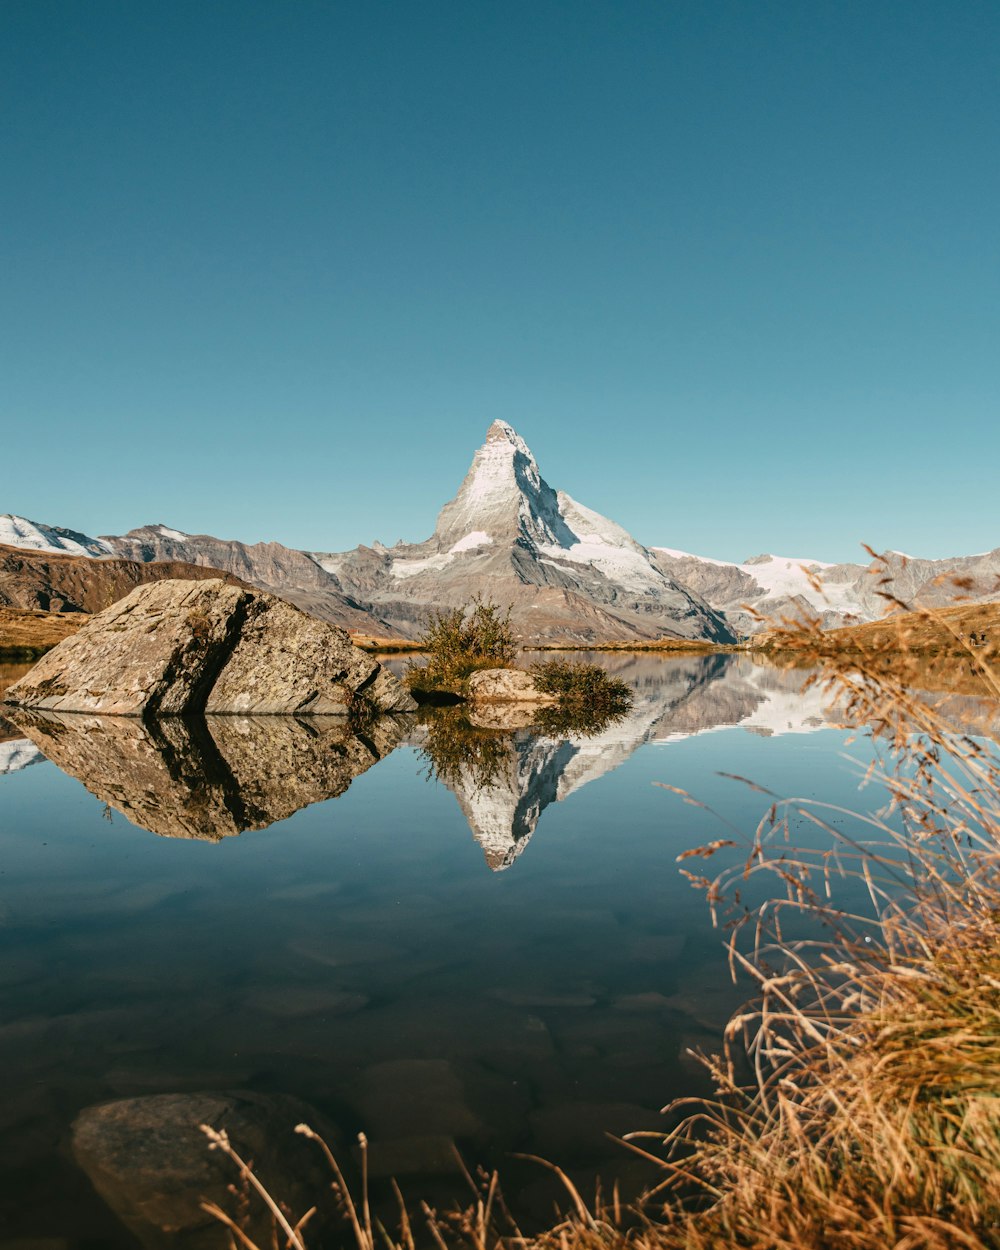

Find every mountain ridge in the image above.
[3,422,998,638]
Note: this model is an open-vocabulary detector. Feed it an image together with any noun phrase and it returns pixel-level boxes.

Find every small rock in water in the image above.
[287,935,402,967]
[353,1058,482,1140]
[360,1133,466,1179]
[243,984,369,1019]
[527,1100,664,1162]
[627,933,687,963]
[611,991,675,1012]
[492,988,598,1008]
[466,668,559,704]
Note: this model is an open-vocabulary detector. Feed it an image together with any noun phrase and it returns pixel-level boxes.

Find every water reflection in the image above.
[2,651,997,1244]
[0,662,44,775]
[9,654,997,859]
[414,654,838,870]
[10,710,409,837]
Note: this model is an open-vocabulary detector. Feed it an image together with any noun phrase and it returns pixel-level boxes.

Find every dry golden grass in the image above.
[531,637,730,653]
[760,600,1000,660]
[201,560,1000,1250]
[0,606,86,657]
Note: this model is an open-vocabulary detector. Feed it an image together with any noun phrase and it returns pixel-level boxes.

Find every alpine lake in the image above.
[0,651,994,1248]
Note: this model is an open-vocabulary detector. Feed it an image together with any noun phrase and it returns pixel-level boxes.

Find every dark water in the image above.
[0,653,967,1246]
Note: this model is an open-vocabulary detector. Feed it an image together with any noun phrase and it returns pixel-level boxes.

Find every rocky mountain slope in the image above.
[312,422,734,643]
[653,547,1000,634]
[103,524,405,637]
[0,542,245,615]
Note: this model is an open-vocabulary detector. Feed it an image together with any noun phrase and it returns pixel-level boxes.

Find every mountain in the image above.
[5,422,998,640]
[0,515,114,558]
[652,547,1000,634]
[0,543,246,615]
[2,425,735,643]
[102,524,405,636]
[312,421,734,643]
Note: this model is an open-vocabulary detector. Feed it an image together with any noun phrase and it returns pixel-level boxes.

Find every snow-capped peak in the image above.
[387,422,727,619]
[0,514,114,558]
[433,421,575,549]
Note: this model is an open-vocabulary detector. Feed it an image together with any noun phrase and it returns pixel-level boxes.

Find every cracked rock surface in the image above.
[2,578,416,716]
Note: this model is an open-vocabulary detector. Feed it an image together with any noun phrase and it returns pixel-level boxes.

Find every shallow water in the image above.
[0,653,981,1246]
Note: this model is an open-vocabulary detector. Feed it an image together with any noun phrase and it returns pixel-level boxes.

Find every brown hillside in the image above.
[757,601,1000,703]
[0,543,246,615]
[824,601,1000,655]
[0,607,86,657]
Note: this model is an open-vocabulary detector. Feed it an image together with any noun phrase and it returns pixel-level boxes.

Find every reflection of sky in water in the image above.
[0,654,969,1244]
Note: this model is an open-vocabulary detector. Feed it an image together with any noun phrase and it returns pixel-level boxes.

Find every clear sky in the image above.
[2,1,997,563]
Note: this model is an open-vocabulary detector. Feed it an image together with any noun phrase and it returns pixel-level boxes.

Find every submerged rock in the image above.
[466,667,558,705]
[71,1090,340,1250]
[3,578,415,716]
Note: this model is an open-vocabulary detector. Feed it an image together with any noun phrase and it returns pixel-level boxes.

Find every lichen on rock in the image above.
[466,667,560,705]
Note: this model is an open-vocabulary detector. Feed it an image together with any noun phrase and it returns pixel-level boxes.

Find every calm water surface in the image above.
[0,654,949,1246]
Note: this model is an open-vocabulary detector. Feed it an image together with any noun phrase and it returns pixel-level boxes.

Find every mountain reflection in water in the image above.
[413,654,833,869]
[8,653,998,860]
[7,654,837,852]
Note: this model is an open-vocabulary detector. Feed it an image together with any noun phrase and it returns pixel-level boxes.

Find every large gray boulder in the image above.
[2,579,416,716]
[71,1090,342,1250]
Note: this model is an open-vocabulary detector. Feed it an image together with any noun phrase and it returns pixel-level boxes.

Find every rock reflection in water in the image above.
[10,710,409,838]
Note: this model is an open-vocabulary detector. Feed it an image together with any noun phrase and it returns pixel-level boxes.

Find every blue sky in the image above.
[2,1,997,563]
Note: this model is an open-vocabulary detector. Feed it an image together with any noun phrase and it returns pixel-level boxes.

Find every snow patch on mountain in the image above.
[655,547,733,568]
[0,515,114,558]
[450,531,493,553]
[653,547,860,621]
[739,554,848,608]
[391,552,457,579]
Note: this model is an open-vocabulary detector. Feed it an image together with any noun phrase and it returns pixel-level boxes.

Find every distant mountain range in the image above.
[3,422,998,640]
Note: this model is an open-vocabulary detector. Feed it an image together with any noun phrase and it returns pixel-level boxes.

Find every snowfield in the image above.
[0,515,114,558]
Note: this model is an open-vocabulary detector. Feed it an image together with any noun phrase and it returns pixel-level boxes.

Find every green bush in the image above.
[405,596,517,693]
[417,706,511,790]
[528,659,632,713]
